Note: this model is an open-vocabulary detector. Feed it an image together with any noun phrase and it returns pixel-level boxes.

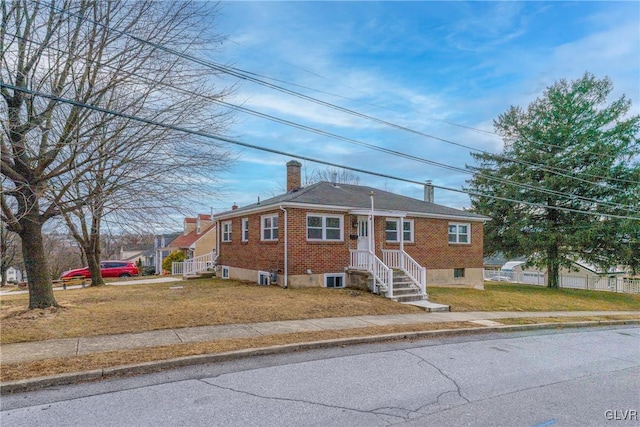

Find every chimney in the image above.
[424,180,434,203]
[231,203,238,210]
[286,160,302,192]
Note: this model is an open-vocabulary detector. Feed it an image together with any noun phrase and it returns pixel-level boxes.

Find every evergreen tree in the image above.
[467,73,640,288]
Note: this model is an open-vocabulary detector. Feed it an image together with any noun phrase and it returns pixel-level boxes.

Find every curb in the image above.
[2,319,638,394]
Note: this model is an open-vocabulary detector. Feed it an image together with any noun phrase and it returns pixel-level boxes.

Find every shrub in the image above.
[162,251,185,273]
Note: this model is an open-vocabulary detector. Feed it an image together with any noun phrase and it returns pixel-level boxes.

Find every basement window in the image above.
[258,271,271,285]
[220,266,230,279]
[325,273,345,288]
[454,268,465,278]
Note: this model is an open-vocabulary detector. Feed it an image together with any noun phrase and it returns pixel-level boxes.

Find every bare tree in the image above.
[42,228,83,279]
[305,166,361,186]
[1,1,234,306]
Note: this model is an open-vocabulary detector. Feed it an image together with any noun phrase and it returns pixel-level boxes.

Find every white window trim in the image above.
[324,273,346,288]
[385,218,414,243]
[448,222,471,244]
[261,214,279,241]
[222,221,232,242]
[241,218,249,242]
[306,213,343,241]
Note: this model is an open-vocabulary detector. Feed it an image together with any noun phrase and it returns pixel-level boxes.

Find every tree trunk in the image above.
[88,207,105,286]
[86,249,104,286]
[19,219,58,309]
[547,243,560,289]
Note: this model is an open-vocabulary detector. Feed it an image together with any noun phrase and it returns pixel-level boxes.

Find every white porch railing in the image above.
[382,249,427,296]
[349,250,394,297]
[172,251,217,277]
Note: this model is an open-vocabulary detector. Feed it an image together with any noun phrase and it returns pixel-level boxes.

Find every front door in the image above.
[357,216,369,251]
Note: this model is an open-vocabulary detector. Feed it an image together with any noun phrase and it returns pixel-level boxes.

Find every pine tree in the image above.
[467,73,640,288]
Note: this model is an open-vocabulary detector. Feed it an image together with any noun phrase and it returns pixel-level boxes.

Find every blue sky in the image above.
[202,1,639,214]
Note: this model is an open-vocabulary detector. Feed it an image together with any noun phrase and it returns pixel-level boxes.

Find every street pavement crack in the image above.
[198,379,397,425]
[173,329,183,343]
[404,349,471,405]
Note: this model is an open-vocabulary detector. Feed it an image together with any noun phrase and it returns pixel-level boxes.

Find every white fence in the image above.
[483,269,640,294]
[172,251,217,277]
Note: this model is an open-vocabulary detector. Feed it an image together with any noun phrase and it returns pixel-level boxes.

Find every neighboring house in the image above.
[6,266,22,283]
[494,259,633,292]
[483,253,511,273]
[154,232,182,275]
[214,161,489,299]
[165,214,217,274]
[120,245,153,266]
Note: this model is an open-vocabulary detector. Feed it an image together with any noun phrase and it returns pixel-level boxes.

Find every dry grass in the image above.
[0,321,481,382]
[498,314,640,325]
[2,280,639,346]
[2,279,639,383]
[429,283,640,312]
[0,279,418,344]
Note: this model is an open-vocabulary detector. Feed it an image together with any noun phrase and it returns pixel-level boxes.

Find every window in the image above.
[261,214,278,241]
[454,268,465,278]
[448,223,470,244]
[258,271,271,285]
[241,218,249,242]
[325,273,345,288]
[385,219,413,242]
[222,221,232,242]
[196,217,201,234]
[221,266,230,279]
[307,214,343,241]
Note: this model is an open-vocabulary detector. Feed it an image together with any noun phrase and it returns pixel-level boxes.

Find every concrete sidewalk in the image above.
[2,311,638,365]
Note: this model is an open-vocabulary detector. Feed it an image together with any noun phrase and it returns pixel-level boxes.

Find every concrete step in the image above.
[391,294,427,303]
[401,300,450,312]
[183,271,215,279]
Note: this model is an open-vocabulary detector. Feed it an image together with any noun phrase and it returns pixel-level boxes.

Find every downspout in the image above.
[216,220,220,269]
[279,206,288,289]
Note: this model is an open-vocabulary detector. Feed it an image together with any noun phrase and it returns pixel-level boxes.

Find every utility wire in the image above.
[6,31,638,213]
[3,82,638,221]
[33,0,638,186]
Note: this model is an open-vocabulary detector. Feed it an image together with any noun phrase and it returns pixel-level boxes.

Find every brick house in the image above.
[214,161,489,299]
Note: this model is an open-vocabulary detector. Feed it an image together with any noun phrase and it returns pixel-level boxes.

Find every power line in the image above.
[6,31,637,214]
[3,83,638,221]
[33,0,638,186]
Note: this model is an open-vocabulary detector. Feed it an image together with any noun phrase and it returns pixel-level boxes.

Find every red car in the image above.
[61,261,139,279]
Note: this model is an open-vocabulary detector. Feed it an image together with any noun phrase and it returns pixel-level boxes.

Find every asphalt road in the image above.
[2,326,639,427]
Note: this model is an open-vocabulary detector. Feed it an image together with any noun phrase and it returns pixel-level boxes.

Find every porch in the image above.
[172,251,218,278]
[349,249,428,302]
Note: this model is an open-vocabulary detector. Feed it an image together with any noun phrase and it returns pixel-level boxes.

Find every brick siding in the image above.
[218,208,484,280]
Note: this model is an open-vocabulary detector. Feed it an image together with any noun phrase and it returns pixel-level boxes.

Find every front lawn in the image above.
[429,283,640,312]
[1,280,638,345]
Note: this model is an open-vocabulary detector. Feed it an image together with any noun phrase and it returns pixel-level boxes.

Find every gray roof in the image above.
[217,182,488,221]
